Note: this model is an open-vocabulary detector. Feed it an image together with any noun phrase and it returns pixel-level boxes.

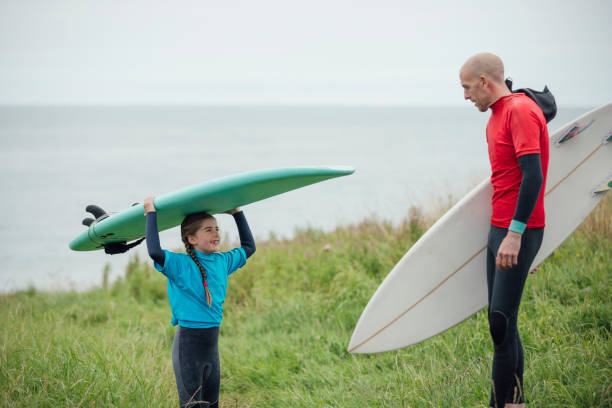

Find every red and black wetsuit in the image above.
[485,93,549,407]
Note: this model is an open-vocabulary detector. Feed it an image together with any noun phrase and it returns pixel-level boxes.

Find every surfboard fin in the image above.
[593,177,612,195]
[80,203,145,254]
[555,120,595,146]
[86,204,108,220]
[82,204,108,228]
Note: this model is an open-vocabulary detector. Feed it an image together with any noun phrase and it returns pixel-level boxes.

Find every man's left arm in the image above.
[496,153,543,270]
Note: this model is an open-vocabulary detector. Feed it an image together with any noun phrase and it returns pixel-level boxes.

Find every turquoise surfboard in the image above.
[69,166,355,251]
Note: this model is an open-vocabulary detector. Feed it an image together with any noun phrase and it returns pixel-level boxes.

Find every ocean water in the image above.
[0,105,589,292]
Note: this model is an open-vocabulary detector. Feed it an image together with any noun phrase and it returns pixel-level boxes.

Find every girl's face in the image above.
[187,218,220,254]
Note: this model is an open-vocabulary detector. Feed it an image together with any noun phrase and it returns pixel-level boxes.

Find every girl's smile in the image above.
[187,218,221,254]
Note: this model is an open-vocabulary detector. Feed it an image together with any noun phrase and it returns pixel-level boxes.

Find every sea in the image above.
[0,105,590,293]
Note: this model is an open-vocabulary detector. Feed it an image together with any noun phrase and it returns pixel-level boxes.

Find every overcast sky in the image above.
[1,0,610,106]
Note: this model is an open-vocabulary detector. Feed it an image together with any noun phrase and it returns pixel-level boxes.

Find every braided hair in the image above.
[181,212,216,307]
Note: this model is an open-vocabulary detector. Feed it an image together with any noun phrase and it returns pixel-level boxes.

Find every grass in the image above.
[1,194,610,407]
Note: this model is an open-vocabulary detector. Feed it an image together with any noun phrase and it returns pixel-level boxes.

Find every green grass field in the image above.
[1,195,610,407]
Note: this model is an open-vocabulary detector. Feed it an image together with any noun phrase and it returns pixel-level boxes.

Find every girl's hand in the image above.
[143,196,156,214]
[224,207,241,215]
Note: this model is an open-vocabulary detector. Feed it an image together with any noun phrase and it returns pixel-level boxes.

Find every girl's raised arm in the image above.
[226,208,256,258]
[144,196,165,266]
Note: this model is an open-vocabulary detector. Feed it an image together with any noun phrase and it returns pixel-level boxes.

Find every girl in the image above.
[143,197,255,408]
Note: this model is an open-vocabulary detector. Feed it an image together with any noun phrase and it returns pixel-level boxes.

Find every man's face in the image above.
[460,69,492,112]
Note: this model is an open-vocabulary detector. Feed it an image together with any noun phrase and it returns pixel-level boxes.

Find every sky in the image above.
[0,0,610,106]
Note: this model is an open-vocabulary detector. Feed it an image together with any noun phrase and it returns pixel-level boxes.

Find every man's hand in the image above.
[496,231,522,270]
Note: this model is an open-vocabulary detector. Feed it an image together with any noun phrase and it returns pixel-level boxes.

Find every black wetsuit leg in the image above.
[172,326,220,408]
[487,225,544,407]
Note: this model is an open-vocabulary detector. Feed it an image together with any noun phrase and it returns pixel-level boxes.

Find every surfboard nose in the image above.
[326,165,355,175]
[348,327,369,353]
[347,318,400,354]
[347,314,398,354]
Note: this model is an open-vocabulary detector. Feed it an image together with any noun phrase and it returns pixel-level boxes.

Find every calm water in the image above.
[0,105,589,292]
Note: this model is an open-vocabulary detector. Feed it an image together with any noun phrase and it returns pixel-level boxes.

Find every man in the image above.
[459,53,549,408]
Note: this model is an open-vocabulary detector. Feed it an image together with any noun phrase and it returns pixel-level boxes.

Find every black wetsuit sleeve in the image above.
[146,211,165,266]
[233,211,256,258]
[513,153,544,225]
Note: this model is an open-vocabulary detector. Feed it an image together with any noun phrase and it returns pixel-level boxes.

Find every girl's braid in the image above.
[180,212,216,307]
[184,242,212,307]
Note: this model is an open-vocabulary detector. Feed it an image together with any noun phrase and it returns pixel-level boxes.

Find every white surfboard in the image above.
[348,103,612,354]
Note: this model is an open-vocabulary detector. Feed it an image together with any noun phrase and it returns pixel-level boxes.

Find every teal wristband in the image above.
[508,220,527,234]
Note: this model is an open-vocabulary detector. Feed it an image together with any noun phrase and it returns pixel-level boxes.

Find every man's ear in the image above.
[480,74,495,91]
[479,74,488,87]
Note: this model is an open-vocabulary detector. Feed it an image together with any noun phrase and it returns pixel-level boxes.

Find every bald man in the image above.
[460,53,549,408]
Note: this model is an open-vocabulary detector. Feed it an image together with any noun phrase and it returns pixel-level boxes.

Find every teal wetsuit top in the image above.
[146,211,255,328]
[154,247,246,328]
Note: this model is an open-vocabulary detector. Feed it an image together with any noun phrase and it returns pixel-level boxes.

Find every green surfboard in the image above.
[69,166,354,251]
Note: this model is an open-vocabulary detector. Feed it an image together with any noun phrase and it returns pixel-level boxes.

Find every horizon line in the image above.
[0,102,597,109]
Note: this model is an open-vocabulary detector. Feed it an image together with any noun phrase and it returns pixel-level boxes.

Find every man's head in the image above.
[459,52,509,112]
